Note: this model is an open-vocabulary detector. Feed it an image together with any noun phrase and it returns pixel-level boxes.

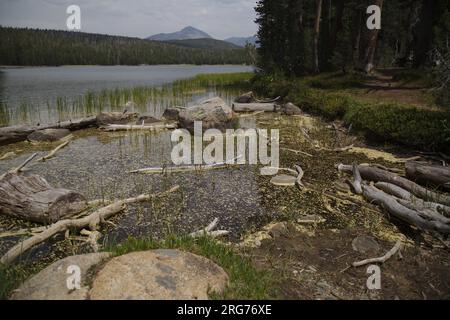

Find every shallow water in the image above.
[0,65,253,125]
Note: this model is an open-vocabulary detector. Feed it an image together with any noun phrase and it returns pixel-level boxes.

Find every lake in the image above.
[0,65,253,126]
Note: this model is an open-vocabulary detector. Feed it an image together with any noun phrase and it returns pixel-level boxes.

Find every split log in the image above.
[353,241,403,267]
[0,185,180,265]
[338,164,450,206]
[101,122,177,132]
[405,161,450,191]
[0,172,87,223]
[232,103,276,112]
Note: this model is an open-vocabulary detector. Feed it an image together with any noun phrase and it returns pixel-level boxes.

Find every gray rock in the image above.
[234,91,255,103]
[11,253,111,300]
[28,129,71,142]
[268,222,289,238]
[162,107,183,121]
[89,249,228,300]
[178,97,236,132]
[352,235,380,254]
[96,112,138,125]
[281,102,302,116]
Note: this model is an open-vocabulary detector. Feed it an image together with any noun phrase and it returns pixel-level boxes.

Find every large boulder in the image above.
[281,102,302,116]
[234,91,255,103]
[178,97,235,131]
[28,128,71,142]
[11,253,111,300]
[162,107,184,121]
[89,249,229,300]
[96,112,138,126]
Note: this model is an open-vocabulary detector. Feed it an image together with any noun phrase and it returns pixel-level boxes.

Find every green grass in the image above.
[0,264,36,300]
[251,72,450,150]
[106,235,278,300]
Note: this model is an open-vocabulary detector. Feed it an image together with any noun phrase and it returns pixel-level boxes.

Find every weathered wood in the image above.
[0,116,97,146]
[338,164,450,206]
[0,172,87,223]
[232,103,276,112]
[0,185,179,266]
[101,122,177,132]
[353,241,403,267]
[405,161,450,191]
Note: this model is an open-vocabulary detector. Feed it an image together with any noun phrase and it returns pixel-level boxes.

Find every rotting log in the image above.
[0,185,180,265]
[232,103,277,112]
[101,122,177,132]
[0,172,87,223]
[405,161,450,191]
[338,164,450,206]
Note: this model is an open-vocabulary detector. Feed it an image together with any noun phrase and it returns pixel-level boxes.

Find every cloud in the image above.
[0,0,258,39]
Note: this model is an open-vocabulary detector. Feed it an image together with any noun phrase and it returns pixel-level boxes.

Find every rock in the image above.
[28,129,71,142]
[352,235,380,254]
[234,91,255,103]
[162,107,183,121]
[96,111,138,125]
[268,222,289,238]
[135,116,160,125]
[89,249,228,300]
[178,97,236,131]
[281,102,302,116]
[11,253,111,300]
[270,174,297,186]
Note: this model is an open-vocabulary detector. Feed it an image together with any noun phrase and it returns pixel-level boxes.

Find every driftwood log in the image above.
[0,185,180,265]
[338,164,450,206]
[101,122,177,132]
[405,161,450,191]
[0,116,97,146]
[232,103,277,112]
[0,172,87,223]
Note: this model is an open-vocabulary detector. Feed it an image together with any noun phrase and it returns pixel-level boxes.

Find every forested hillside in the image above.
[0,27,253,66]
[255,0,449,75]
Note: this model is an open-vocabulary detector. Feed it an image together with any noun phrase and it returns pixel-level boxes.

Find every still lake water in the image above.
[0,65,253,126]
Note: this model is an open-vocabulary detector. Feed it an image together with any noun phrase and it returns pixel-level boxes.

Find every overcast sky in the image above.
[0,0,258,39]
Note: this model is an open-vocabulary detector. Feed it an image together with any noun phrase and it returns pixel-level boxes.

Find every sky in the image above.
[0,0,258,39]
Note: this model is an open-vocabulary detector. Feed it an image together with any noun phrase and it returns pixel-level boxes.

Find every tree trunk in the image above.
[0,173,87,223]
[313,0,323,73]
[413,0,439,68]
[405,162,450,191]
[330,0,345,55]
[359,0,384,73]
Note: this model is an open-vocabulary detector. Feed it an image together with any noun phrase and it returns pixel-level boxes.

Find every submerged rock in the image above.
[11,253,112,300]
[89,249,228,300]
[28,128,71,142]
[178,97,236,131]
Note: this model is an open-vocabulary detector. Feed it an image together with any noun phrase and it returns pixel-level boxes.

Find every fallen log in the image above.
[189,218,229,238]
[232,103,277,112]
[0,185,180,265]
[0,172,87,223]
[0,116,97,146]
[405,161,450,191]
[37,141,70,162]
[338,164,450,206]
[101,122,177,132]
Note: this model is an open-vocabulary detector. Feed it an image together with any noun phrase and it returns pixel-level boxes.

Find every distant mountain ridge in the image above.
[164,38,241,50]
[224,35,258,47]
[147,26,212,41]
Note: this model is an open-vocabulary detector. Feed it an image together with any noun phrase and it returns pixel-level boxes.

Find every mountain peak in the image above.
[147,26,212,41]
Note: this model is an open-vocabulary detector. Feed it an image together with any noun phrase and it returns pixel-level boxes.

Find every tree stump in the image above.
[0,173,87,223]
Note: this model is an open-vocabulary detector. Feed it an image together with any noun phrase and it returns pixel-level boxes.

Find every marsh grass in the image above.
[0,263,37,300]
[106,235,278,300]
